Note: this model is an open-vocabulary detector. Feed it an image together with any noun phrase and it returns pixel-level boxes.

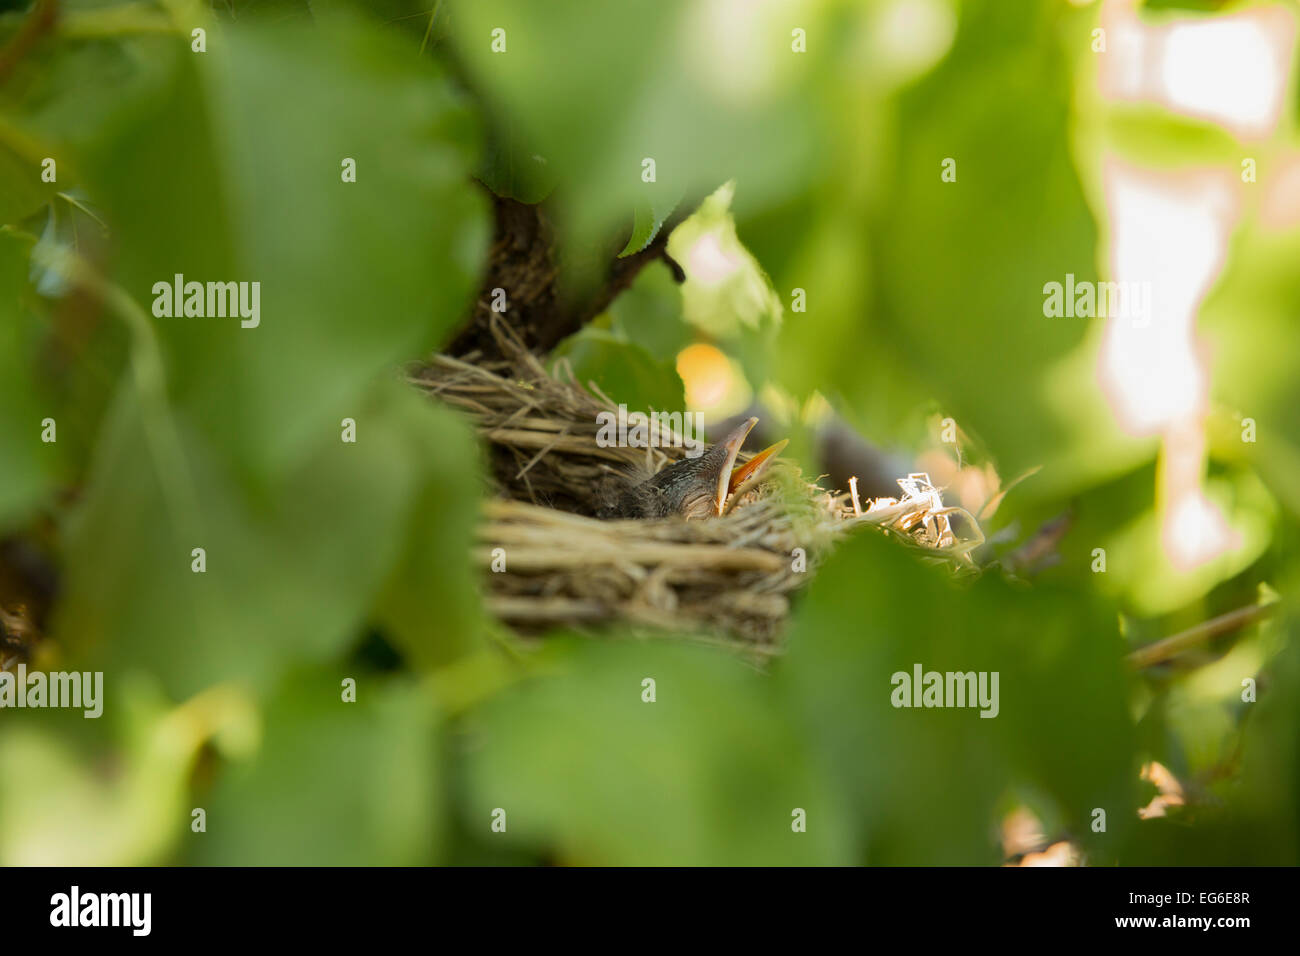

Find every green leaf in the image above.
[0,677,256,866]
[0,229,59,529]
[0,141,55,226]
[76,13,488,481]
[1200,226,1300,519]
[193,669,441,865]
[478,117,558,204]
[552,327,684,414]
[618,195,678,258]
[778,531,1136,864]
[373,385,490,672]
[605,258,690,358]
[462,636,852,865]
[1119,603,1300,865]
[55,378,483,698]
[446,0,819,281]
[735,0,1120,495]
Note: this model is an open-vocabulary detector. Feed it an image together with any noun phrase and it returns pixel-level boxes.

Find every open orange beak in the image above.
[729,438,789,495]
[711,417,788,516]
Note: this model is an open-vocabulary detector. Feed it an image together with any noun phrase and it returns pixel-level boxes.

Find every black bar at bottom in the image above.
[0,865,1281,941]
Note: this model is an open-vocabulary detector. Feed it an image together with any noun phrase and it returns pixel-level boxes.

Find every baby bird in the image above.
[604,417,787,519]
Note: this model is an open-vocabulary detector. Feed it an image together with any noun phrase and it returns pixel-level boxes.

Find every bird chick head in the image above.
[661,417,788,519]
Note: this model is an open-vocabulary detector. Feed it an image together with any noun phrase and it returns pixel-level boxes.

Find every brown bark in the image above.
[445,187,684,361]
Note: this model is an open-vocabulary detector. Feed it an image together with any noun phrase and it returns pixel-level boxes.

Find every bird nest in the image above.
[410,320,983,650]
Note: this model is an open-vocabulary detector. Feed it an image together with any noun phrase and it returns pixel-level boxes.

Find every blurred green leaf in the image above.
[552,326,684,414]
[1120,604,1300,865]
[75,13,488,481]
[446,0,818,280]
[735,0,1115,493]
[1201,226,1300,519]
[778,531,1136,864]
[55,378,483,698]
[478,117,558,204]
[462,636,851,865]
[194,669,441,865]
[0,229,59,529]
[0,142,55,226]
[605,258,690,358]
[373,384,489,671]
[0,677,255,866]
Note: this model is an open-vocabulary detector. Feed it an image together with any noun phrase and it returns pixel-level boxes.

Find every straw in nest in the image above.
[410,319,983,648]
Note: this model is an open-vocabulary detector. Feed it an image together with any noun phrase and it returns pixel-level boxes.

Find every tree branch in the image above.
[1127,600,1279,669]
[445,186,686,361]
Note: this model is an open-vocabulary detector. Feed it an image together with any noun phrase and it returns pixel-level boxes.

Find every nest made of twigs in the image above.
[410,317,982,647]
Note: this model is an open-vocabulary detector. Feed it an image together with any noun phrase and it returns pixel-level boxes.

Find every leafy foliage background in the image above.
[0,0,1297,865]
